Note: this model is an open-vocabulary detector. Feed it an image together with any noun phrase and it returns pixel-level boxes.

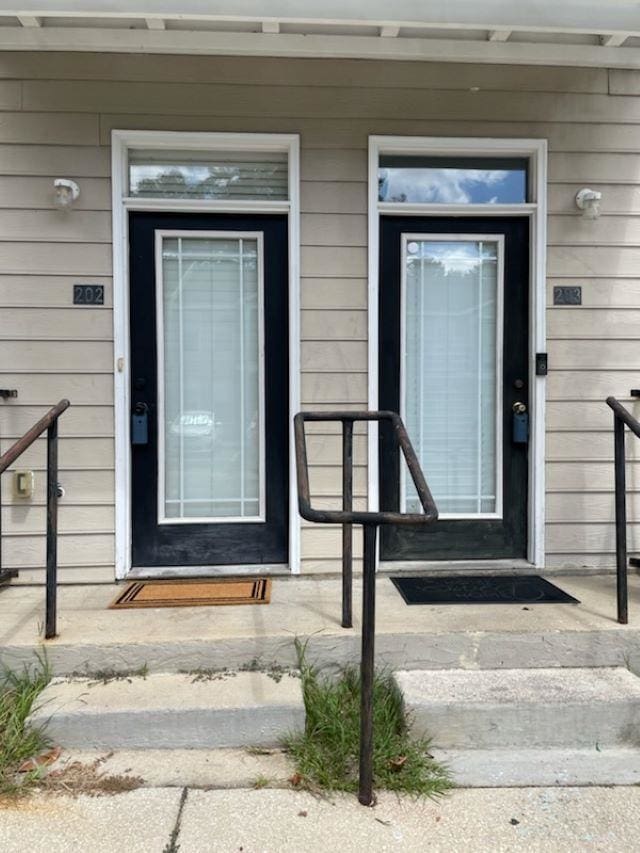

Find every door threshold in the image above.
[126,563,290,580]
[379,559,536,577]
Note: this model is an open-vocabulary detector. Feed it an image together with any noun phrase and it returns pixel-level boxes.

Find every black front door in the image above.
[379,216,529,561]
[129,212,288,568]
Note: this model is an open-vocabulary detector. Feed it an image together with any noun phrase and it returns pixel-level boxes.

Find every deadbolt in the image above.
[513,401,527,414]
[514,378,525,390]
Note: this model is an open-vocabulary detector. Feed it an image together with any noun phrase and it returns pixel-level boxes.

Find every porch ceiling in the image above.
[1,1,640,69]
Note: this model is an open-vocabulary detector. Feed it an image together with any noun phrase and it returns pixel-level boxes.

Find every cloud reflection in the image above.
[379,168,524,204]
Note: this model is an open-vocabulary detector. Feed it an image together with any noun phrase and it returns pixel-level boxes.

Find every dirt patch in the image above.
[38,754,144,797]
[181,659,298,684]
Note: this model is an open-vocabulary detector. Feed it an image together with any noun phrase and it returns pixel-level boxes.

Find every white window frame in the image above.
[368,135,547,568]
[155,229,266,526]
[112,130,300,578]
[400,233,504,521]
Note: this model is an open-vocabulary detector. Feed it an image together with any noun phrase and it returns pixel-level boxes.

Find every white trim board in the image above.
[4,28,640,68]
[7,1,640,33]
[367,135,547,568]
[111,129,300,579]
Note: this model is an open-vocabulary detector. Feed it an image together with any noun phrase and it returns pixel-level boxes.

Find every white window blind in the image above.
[403,238,501,517]
[159,234,264,522]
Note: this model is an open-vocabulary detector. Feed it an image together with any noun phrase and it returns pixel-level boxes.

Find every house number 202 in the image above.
[73,284,104,305]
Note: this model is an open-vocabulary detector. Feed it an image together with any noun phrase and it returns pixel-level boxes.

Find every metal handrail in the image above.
[605,395,638,625]
[0,399,70,638]
[294,410,438,806]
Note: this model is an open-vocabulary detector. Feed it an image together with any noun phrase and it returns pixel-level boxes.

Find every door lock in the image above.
[132,402,149,446]
[512,401,529,444]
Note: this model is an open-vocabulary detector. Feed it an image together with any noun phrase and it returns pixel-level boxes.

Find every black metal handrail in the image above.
[0,399,70,638]
[294,410,438,806]
[606,395,640,625]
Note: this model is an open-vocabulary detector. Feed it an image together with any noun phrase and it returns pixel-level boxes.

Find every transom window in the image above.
[129,148,288,200]
[378,155,529,204]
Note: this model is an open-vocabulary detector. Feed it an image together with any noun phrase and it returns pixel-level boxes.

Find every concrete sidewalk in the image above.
[1,786,639,852]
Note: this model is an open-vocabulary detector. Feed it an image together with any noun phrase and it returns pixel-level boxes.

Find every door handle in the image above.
[132,402,149,446]
[512,401,529,445]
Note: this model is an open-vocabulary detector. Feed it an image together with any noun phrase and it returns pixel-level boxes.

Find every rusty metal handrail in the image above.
[606,395,639,625]
[0,399,70,638]
[294,410,438,806]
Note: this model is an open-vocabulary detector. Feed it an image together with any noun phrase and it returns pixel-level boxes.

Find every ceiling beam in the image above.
[600,34,628,47]
[488,30,511,42]
[2,26,640,69]
[5,2,640,36]
[17,14,41,26]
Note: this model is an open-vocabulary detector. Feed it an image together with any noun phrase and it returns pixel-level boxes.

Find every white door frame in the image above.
[367,135,547,568]
[111,129,300,579]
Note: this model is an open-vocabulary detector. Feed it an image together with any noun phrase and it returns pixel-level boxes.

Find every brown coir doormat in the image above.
[109,577,271,609]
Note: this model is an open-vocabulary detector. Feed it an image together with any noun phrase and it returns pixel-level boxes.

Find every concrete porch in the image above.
[1,572,639,676]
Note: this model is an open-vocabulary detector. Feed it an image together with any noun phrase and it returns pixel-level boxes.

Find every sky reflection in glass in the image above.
[378,159,528,204]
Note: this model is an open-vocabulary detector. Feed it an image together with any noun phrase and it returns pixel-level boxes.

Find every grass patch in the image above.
[284,644,451,798]
[0,656,51,795]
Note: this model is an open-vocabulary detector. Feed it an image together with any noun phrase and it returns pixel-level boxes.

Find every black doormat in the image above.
[390,574,580,605]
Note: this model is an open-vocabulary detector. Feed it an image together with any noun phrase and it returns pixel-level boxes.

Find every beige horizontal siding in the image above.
[546,462,640,492]
[301,279,366,310]
[0,176,109,209]
[0,144,110,177]
[96,116,640,153]
[20,81,640,124]
[0,53,638,579]
[0,405,113,437]
[0,374,113,405]
[547,402,624,432]
[549,340,640,370]
[0,53,609,94]
[0,307,112,339]
[0,341,113,372]
[0,210,111,243]
[547,310,640,339]
[1,505,114,535]
[1,533,114,571]
[0,438,113,472]
[546,280,640,309]
[1,470,114,505]
[0,276,113,308]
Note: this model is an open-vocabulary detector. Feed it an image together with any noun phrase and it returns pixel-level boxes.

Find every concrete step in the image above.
[396,666,640,750]
[433,747,640,787]
[50,747,296,790]
[28,671,305,750]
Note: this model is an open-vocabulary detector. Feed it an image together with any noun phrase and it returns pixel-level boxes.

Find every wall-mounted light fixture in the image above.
[53,178,80,209]
[575,187,602,219]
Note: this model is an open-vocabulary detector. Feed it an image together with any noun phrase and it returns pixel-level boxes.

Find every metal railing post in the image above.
[294,410,438,807]
[45,419,59,639]
[358,521,377,806]
[342,419,353,628]
[0,418,3,577]
[0,399,69,632]
[614,414,629,625]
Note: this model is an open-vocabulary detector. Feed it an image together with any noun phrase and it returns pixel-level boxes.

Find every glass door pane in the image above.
[158,232,264,522]
[402,236,503,517]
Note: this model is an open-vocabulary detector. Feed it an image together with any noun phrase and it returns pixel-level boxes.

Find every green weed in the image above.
[284,641,451,798]
[0,655,51,795]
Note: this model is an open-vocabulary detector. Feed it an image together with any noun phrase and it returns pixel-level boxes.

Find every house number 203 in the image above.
[73,284,104,305]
